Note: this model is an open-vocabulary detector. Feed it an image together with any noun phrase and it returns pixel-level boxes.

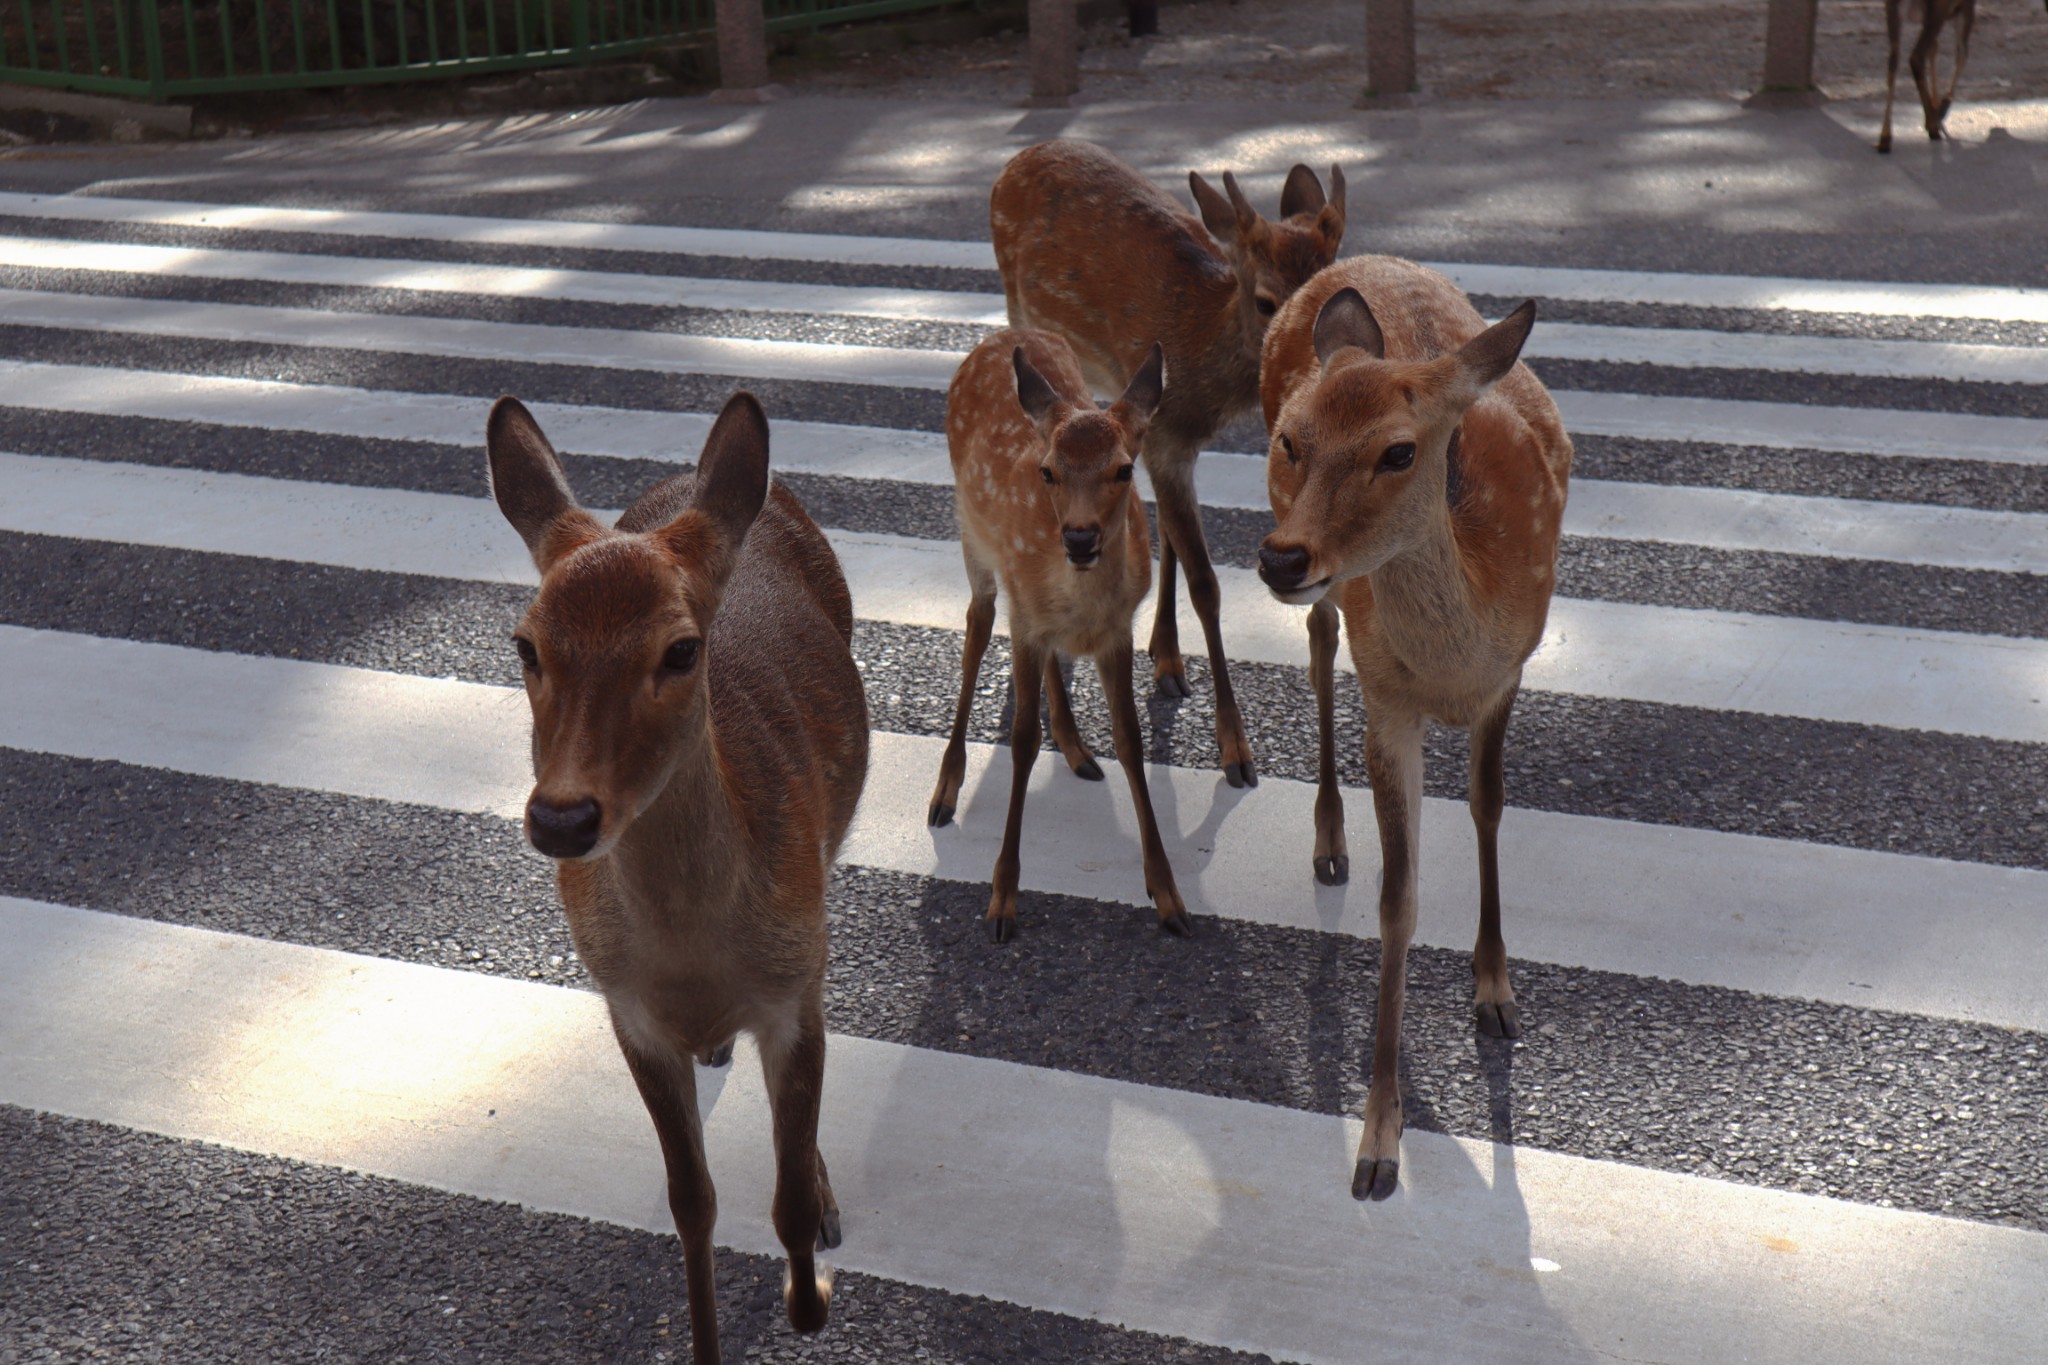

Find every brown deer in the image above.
[486,391,867,1362]
[1879,0,1982,152]
[927,327,1191,942]
[990,139,1346,789]
[1255,260,1570,1201]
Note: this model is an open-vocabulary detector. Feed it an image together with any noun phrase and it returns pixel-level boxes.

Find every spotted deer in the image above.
[486,392,868,1362]
[990,138,1346,788]
[927,327,1192,941]
[1255,259,1570,1201]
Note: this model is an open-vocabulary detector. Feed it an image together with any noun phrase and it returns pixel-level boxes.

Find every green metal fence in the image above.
[0,0,967,100]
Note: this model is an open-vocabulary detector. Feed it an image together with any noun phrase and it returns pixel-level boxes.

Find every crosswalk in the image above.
[2,188,2044,1363]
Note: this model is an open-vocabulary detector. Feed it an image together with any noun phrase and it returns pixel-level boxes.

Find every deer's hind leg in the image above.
[1355,705,1425,1201]
[928,557,998,828]
[1470,684,1521,1040]
[614,1029,724,1365]
[1045,653,1104,781]
[1879,0,1904,151]
[761,991,835,1335]
[1939,0,1977,129]
[1145,443,1257,788]
[1910,9,1947,139]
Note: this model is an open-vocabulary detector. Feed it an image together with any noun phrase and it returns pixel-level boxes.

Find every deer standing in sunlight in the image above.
[927,328,1192,942]
[1879,0,1982,151]
[487,392,868,1363]
[1256,260,1570,1201]
[990,139,1346,788]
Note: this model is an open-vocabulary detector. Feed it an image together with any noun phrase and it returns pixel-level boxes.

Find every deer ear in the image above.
[1317,165,1347,248]
[1221,170,1261,234]
[1188,171,1235,242]
[487,396,601,571]
[1313,287,1384,365]
[1113,342,1165,423]
[1013,345,1066,429]
[689,391,772,549]
[1279,164,1326,218]
[1454,300,1537,395]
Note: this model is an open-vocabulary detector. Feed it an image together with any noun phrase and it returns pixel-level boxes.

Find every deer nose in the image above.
[1259,543,1312,590]
[1063,527,1102,564]
[526,796,602,859]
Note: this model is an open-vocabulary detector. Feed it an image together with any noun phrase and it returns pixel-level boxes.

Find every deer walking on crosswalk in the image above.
[486,392,868,1362]
[928,328,1193,941]
[990,139,1346,790]
[1256,262,1571,1201]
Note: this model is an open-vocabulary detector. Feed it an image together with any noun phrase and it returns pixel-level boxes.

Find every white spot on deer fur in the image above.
[1013,534,1027,552]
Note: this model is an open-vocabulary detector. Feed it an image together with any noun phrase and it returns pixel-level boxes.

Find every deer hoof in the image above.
[1072,756,1104,782]
[1155,672,1192,700]
[816,1207,842,1252]
[696,1040,735,1068]
[1158,910,1196,938]
[1476,1001,1523,1040]
[1314,854,1350,886]
[1224,760,1258,789]
[926,799,955,828]
[1352,1156,1400,1202]
[987,914,1018,944]
[784,1263,834,1334]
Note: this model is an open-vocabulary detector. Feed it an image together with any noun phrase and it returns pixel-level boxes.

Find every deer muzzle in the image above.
[526,794,603,860]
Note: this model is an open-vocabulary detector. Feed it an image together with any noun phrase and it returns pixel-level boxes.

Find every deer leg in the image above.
[1308,598,1348,885]
[614,1032,723,1365]
[1150,464,1257,788]
[1470,685,1520,1040]
[927,572,997,827]
[813,1149,841,1251]
[1355,707,1424,1202]
[1879,0,1903,151]
[759,991,834,1335]
[1940,1,1975,129]
[988,637,1046,942]
[1148,535,1190,698]
[1910,18,1945,139]
[1097,640,1194,936]
[1044,652,1104,781]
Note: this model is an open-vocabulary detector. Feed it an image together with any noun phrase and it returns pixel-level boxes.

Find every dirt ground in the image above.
[780,0,2048,116]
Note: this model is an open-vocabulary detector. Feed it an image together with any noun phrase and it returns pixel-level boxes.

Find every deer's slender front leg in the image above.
[1148,454,1257,788]
[1910,20,1945,139]
[614,1027,723,1365]
[1941,2,1976,127]
[1355,706,1424,1202]
[1470,684,1520,1040]
[989,637,1046,942]
[1097,641,1193,936]
[1045,653,1103,780]
[760,990,834,1335]
[1880,0,1903,151]
[928,572,996,827]
[1308,598,1347,885]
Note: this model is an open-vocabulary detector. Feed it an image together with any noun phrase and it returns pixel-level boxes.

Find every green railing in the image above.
[0,0,967,100]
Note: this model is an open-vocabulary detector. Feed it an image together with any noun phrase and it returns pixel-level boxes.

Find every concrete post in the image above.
[1028,0,1079,106]
[1363,0,1417,101]
[1760,0,1820,91]
[711,0,781,102]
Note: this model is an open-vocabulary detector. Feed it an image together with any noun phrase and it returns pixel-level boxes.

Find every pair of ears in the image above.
[487,391,769,576]
[1012,342,1166,436]
[1314,289,1539,400]
[1189,163,1347,248]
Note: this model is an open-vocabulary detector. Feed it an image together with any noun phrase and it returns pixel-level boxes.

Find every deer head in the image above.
[1189,163,1347,342]
[488,391,771,860]
[1014,341,1164,569]
[1258,291,1537,605]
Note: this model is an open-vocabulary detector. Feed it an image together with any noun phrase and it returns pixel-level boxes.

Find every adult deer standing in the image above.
[927,327,1191,941]
[1256,260,1571,1200]
[1878,0,1983,151]
[991,139,1346,788]
[487,392,867,1361]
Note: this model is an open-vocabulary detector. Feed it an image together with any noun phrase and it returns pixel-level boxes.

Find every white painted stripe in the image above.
[0,234,1010,326]
[2,626,2044,1031]
[1553,389,2048,466]
[5,188,2044,324]
[3,361,2044,573]
[7,902,2045,1365]
[6,458,2043,741]
[9,235,2042,384]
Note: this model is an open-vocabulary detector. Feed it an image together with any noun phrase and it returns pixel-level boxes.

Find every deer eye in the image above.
[661,639,701,674]
[1380,442,1417,471]
[1279,433,1296,464]
[1255,295,1278,316]
[513,636,539,672]
[1115,464,1135,483]
[1040,467,1056,485]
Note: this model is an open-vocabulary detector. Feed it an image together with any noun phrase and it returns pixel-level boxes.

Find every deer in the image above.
[990,139,1346,790]
[485,390,868,1363]
[1254,258,1571,1201]
[1878,0,1981,152]
[926,326,1191,942]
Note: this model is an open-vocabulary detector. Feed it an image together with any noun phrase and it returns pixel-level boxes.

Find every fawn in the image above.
[1878,0,1985,151]
[927,327,1191,942]
[1255,260,1571,1201]
[486,391,868,1362]
[991,138,1346,789]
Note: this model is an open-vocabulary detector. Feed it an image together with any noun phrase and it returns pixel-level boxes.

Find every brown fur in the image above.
[1257,256,1572,1201]
[990,138,1346,788]
[928,327,1191,940]
[1880,0,1979,151]
[487,392,867,1363]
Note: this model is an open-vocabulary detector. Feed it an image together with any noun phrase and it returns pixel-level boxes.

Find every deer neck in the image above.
[1366,496,1490,672]
[608,699,753,925]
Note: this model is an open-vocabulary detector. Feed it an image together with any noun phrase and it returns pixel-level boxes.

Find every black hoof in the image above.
[1072,757,1104,782]
[927,801,955,828]
[988,915,1017,944]
[698,1040,735,1068]
[1352,1156,1399,1202]
[1158,910,1195,938]
[1223,760,1257,789]
[1156,672,1191,700]
[816,1208,842,1251]
[1476,1000,1522,1040]
[1314,854,1349,886]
